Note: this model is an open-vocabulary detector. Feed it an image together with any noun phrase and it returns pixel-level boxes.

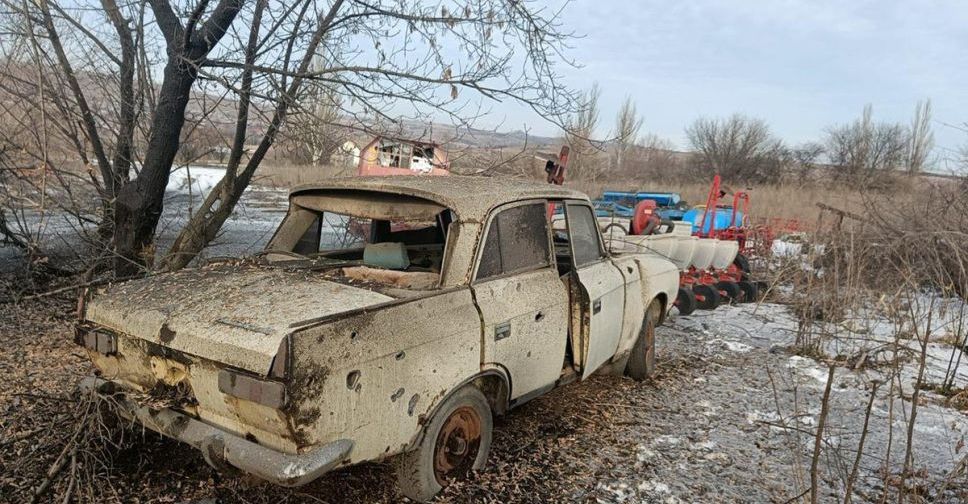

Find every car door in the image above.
[565,202,627,379]
[472,201,569,400]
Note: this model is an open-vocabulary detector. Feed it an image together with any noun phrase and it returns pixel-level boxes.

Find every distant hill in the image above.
[390,119,560,148]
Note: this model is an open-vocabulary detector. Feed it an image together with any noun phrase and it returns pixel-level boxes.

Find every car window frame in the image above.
[471,199,556,284]
[563,200,608,268]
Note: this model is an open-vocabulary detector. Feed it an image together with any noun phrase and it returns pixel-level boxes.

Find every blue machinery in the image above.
[593,191,687,220]
[592,190,744,234]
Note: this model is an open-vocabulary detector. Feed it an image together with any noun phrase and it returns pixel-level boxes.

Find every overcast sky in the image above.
[489,0,967,170]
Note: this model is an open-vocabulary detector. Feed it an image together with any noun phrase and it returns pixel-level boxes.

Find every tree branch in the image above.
[147,0,184,49]
[35,1,113,196]
[192,0,243,54]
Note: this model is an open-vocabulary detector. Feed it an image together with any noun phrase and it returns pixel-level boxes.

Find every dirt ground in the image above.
[3,289,963,503]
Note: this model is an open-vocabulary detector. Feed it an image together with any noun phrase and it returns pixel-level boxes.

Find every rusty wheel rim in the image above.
[433,406,482,485]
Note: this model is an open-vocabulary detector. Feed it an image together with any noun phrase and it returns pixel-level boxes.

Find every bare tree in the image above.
[962,135,968,171]
[286,52,346,168]
[824,104,907,185]
[288,88,344,168]
[613,96,642,174]
[564,83,602,180]
[907,99,934,174]
[685,114,784,183]
[2,0,253,275]
[622,133,682,181]
[784,142,825,185]
[1,0,578,275]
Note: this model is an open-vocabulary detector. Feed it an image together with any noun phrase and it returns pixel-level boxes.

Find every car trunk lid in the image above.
[84,261,394,375]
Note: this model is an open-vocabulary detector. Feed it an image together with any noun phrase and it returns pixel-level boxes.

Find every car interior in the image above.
[282,208,453,290]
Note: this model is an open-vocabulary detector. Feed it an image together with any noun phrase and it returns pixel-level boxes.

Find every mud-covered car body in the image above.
[77,176,679,487]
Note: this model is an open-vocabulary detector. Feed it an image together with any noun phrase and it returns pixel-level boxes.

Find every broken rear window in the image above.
[294,212,372,255]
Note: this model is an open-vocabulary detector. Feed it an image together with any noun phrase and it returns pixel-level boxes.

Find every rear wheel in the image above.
[693,284,720,310]
[737,280,758,303]
[394,386,492,502]
[626,300,660,381]
[716,281,742,304]
[676,287,697,316]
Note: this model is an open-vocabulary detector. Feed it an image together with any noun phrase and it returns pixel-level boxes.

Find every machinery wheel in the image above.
[602,222,629,237]
[755,280,769,299]
[693,284,720,310]
[394,386,492,502]
[733,253,751,273]
[676,287,697,316]
[733,254,751,280]
[737,281,758,303]
[626,300,660,381]
[715,281,742,304]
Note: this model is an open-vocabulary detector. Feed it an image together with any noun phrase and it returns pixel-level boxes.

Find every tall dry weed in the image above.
[777,176,968,502]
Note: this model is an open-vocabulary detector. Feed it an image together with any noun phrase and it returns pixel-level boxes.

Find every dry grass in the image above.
[254,161,927,227]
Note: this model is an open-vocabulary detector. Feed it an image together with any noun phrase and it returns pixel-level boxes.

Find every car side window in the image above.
[476,202,551,281]
[566,204,604,267]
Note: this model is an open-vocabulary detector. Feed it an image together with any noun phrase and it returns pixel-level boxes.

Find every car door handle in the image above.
[494,322,511,341]
[592,298,602,315]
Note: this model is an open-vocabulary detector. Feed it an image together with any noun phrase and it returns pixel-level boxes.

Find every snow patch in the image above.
[166,166,226,195]
[746,410,781,425]
[651,435,682,448]
[786,356,831,385]
[771,239,803,257]
[710,338,753,353]
[636,444,659,463]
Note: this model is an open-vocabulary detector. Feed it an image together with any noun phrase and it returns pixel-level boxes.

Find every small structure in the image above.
[357,136,450,176]
[334,140,361,168]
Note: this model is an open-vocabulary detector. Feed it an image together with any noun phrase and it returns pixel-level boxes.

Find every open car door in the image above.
[561,203,627,379]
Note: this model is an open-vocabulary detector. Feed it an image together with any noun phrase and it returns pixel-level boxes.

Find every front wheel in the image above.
[394,386,493,502]
[626,300,661,381]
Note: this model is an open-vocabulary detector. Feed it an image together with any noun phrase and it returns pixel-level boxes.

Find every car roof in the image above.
[290,175,588,222]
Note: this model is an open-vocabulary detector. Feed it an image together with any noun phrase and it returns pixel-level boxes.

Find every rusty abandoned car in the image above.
[76,176,680,501]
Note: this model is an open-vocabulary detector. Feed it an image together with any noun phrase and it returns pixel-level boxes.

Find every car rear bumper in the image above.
[79,377,353,487]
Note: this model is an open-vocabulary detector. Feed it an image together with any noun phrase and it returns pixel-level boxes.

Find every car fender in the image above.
[403,367,511,452]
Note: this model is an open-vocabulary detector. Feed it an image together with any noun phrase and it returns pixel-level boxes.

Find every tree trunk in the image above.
[161,114,276,271]
[161,0,345,270]
[112,60,196,276]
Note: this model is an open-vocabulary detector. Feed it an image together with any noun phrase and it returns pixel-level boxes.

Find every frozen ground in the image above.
[627,303,968,503]
[0,166,289,273]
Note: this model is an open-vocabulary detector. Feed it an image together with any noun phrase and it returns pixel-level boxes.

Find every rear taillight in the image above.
[220,336,289,408]
[76,326,118,356]
[218,369,286,409]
